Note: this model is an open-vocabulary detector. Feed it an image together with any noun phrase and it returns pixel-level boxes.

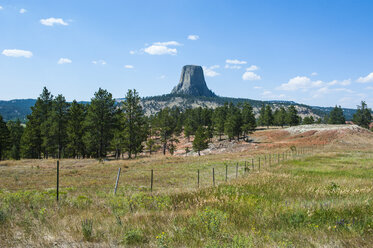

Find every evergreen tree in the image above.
[302,116,315,125]
[258,105,266,126]
[192,126,209,156]
[241,102,256,141]
[21,87,53,159]
[353,101,372,129]
[328,105,345,124]
[224,103,242,140]
[154,108,177,155]
[0,115,10,160]
[287,105,301,126]
[183,117,194,142]
[263,105,274,128]
[66,101,87,158]
[274,107,287,127]
[84,88,119,158]
[122,89,147,158]
[48,95,69,158]
[7,119,24,160]
[212,105,227,140]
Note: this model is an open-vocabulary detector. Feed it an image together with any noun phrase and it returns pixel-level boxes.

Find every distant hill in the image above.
[0,99,36,122]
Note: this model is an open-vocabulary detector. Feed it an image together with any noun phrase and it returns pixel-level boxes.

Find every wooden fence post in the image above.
[150,169,154,193]
[197,169,200,188]
[259,157,261,171]
[56,160,59,202]
[225,164,228,182]
[213,168,215,187]
[236,163,238,179]
[252,158,254,171]
[114,168,121,195]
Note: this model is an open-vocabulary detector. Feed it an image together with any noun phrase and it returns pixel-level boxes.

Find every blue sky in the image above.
[1,0,373,108]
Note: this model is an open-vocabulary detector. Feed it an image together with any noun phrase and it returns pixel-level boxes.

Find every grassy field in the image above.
[1,147,373,247]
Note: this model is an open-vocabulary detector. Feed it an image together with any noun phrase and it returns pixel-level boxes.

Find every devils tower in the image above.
[171,65,216,97]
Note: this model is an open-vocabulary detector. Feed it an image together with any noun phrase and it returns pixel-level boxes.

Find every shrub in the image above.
[198,208,227,237]
[0,209,6,224]
[81,219,93,241]
[122,228,146,245]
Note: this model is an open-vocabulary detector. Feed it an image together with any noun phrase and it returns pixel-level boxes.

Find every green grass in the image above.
[1,149,373,247]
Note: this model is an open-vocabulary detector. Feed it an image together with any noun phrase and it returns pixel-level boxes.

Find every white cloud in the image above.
[19,8,27,14]
[124,65,134,69]
[153,41,182,46]
[311,72,318,76]
[40,17,68,26]
[58,58,72,64]
[129,50,136,55]
[366,86,373,90]
[246,65,259,71]
[278,76,323,91]
[144,45,177,55]
[357,72,373,83]
[159,75,166,79]
[2,49,32,58]
[203,65,220,77]
[188,35,199,40]
[226,59,247,65]
[261,90,286,99]
[242,71,261,81]
[0,6,3,10]
[143,41,180,55]
[327,79,351,86]
[225,64,241,69]
[253,86,262,89]
[92,60,106,65]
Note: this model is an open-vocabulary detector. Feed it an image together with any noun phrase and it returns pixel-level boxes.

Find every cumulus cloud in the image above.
[327,79,351,86]
[246,65,259,71]
[203,65,220,77]
[19,8,27,14]
[40,17,68,26]
[2,49,33,58]
[58,58,72,64]
[188,35,199,40]
[226,59,247,65]
[0,6,3,10]
[143,41,181,55]
[124,65,134,69]
[92,60,106,65]
[278,76,323,91]
[311,72,318,76]
[225,65,241,69]
[242,71,261,81]
[357,72,373,83]
[129,50,136,55]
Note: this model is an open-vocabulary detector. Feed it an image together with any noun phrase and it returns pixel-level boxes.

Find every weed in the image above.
[122,228,146,245]
[0,209,7,224]
[81,219,93,241]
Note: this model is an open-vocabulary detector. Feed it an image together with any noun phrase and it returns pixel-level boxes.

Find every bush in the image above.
[122,228,146,245]
[197,208,227,237]
[81,219,93,241]
[0,209,6,225]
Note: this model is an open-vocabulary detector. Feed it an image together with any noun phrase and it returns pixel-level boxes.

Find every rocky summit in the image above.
[171,65,216,97]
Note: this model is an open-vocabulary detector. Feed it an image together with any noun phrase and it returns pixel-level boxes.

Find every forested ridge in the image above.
[0,87,371,161]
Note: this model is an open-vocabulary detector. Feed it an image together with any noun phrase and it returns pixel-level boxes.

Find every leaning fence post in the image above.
[197,169,200,188]
[56,160,59,202]
[150,169,154,193]
[212,168,215,187]
[225,164,228,182]
[114,167,121,195]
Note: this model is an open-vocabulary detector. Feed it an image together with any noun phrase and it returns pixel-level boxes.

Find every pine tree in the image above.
[7,119,24,160]
[274,107,287,127]
[263,105,274,128]
[122,89,147,158]
[287,105,301,126]
[302,116,315,125]
[84,88,119,158]
[21,87,53,159]
[328,105,345,124]
[241,102,256,141]
[193,126,208,156]
[183,117,194,142]
[154,108,177,155]
[66,100,87,158]
[258,105,266,126]
[0,115,10,160]
[224,103,242,141]
[212,105,227,140]
[48,95,69,158]
[353,101,372,129]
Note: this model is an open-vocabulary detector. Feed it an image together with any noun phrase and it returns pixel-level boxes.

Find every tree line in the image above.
[0,88,371,160]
